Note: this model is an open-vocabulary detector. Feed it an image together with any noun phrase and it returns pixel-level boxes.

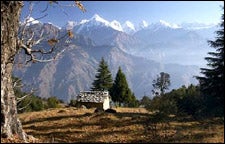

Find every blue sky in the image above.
[20,1,224,27]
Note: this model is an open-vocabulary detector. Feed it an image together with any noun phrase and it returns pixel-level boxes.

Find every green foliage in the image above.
[146,95,177,115]
[139,95,151,107]
[196,9,224,117]
[12,75,62,113]
[176,85,203,116]
[126,92,139,107]
[69,99,78,107]
[147,72,174,116]
[110,67,138,107]
[152,72,171,96]
[46,96,61,108]
[91,57,113,91]
[146,84,204,117]
[17,94,45,113]
[110,67,128,104]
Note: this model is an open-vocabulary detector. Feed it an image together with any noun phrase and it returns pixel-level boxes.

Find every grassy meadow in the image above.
[1,107,224,143]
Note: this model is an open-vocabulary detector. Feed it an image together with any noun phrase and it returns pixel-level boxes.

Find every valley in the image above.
[13,14,215,102]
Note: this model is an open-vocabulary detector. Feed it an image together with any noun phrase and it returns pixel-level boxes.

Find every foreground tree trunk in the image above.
[1,1,27,141]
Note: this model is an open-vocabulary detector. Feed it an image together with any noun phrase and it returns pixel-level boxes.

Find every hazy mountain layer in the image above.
[13,16,214,102]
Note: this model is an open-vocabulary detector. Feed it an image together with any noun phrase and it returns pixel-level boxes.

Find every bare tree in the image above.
[1,1,85,141]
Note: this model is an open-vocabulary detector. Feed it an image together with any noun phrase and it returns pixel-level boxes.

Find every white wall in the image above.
[103,96,110,110]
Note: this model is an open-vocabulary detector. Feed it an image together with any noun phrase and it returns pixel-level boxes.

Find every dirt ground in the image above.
[2,107,224,143]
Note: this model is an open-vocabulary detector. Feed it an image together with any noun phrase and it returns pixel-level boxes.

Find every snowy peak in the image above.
[123,21,136,34]
[90,14,109,24]
[21,17,63,29]
[77,14,109,28]
[66,21,77,30]
[158,20,181,29]
[46,22,61,30]
[124,21,135,30]
[91,14,101,19]
[140,20,149,28]
[24,17,41,26]
[80,19,89,24]
[148,20,181,31]
[110,20,123,32]
[137,20,149,31]
[76,14,109,26]
[76,14,124,32]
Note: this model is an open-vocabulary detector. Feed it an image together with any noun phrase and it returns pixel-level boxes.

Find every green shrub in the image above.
[47,96,61,108]
[69,99,78,107]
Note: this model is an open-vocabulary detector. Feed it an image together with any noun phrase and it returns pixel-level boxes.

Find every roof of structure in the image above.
[77,91,110,103]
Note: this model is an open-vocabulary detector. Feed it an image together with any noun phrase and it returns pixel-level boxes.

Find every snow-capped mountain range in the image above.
[15,14,219,102]
[22,17,62,29]
[62,14,217,34]
[24,14,217,35]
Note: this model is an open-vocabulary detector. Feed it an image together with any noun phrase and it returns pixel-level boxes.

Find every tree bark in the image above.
[1,1,27,141]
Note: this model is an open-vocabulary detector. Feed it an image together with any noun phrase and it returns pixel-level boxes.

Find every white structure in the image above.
[77,91,111,110]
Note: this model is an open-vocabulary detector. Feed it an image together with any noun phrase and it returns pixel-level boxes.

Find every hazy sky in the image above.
[20,1,224,27]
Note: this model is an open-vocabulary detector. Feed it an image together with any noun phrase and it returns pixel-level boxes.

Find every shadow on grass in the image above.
[24,112,148,132]
[27,130,81,143]
[169,132,216,143]
[23,111,152,142]
[26,120,149,143]
[165,117,223,143]
[22,110,223,143]
[22,112,93,125]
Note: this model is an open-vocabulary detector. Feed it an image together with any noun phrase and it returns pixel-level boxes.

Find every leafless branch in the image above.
[18,100,32,111]
[59,1,86,12]
[17,1,85,65]
[17,93,32,103]
[75,1,86,12]
[19,2,34,42]
[40,2,49,13]
[48,1,86,14]
[13,79,23,89]
[13,83,20,89]
[19,26,71,64]
[16,87,38,103]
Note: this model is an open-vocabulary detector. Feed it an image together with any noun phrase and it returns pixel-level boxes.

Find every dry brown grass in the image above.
[2,107,223,143]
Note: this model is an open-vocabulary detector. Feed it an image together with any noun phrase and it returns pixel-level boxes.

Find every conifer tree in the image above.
[91,57,113,91]
[110,67,137,106]
[196,8,224,116]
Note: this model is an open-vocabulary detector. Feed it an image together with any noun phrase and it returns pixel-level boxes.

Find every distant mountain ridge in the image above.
[13,14,216,103]
[59,14,217,35]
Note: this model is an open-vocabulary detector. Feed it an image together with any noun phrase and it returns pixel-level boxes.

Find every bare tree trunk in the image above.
[1,1,27,141]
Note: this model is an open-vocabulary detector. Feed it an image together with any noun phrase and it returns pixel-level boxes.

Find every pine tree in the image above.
[196,7,224,116]
[91,57,113,91]
[110,67,137,106]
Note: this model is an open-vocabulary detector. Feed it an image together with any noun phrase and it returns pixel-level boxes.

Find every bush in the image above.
[13,75,64,113]
[146,84,204,118]
[30,96,44,111]
[139,96,151,108]
[17,95,44,113]
[46,96,61,108]
[69,99,78,107]
[146,95,177,115]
